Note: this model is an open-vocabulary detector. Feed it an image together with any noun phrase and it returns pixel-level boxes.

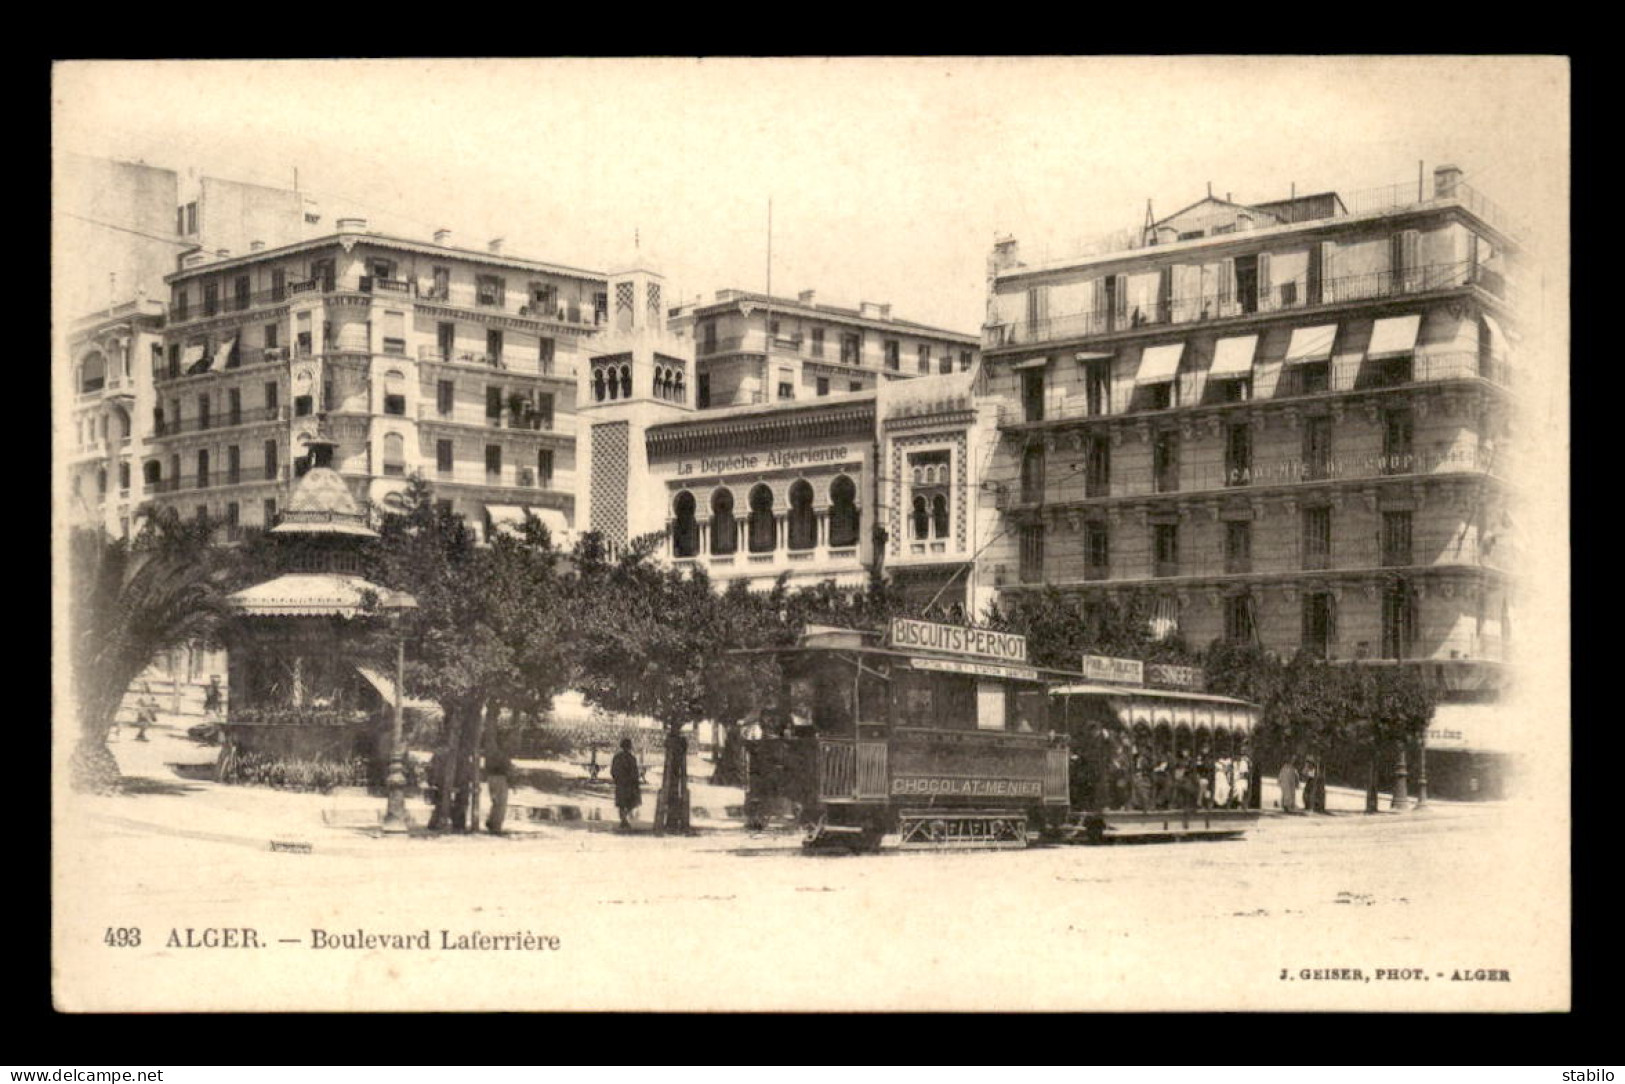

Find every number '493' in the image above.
[104,927,141,947]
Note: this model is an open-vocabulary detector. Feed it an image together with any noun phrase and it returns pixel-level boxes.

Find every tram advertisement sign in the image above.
[891,776,1044,798]
[889,617,1028,663]
[909,656,1040,682]
[1146,663,1204,691]
[1081,654,1145,685]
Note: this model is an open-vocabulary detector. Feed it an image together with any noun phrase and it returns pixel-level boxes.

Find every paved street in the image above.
[52,724,1566,1012]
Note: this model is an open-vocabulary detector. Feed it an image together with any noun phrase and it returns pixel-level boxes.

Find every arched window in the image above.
[829,475,859,548]
[710,489,737,555]
[593,368,606,402]
[788,480,816,550]
[653,367,665,397]
[606,367,619,400]
[932,493,950,539]
[79,352,106,394]
[672,491,699,557]
[911,494,930,540]
[748,484,776,552]
[619,366,632,399]
[674,372,685,402]
[382,432,406,476]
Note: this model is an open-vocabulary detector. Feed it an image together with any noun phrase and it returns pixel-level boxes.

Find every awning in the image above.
[1483,314,1509,357]
[183,340,207,373]
[1424,702,1517,755]
[1135,343,1186,384]
[354,665,441,715]
[487,504,572,544]
[1367,314,1422,359]
[216,335,236,371]
[1012,356,1051,370]
[1073,351,1114,362]
[1209,334,1259,379]
[1284,324,1338,364]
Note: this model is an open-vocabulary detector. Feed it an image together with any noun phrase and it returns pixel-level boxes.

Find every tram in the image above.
[741,621,1262,851]
[741,620,1073,850]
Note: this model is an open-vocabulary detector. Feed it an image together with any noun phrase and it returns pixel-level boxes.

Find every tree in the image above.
[1352,664,1439,813]
[67,508,236,792]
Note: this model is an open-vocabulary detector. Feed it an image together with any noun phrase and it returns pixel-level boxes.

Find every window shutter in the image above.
[1158,266,1173,316]
[1220,259,1235,305]
[1320,241,1337,285]
[1257,252,1272,304]
[1113,274,1127,320]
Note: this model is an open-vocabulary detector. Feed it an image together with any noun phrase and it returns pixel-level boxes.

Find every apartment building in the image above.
[143,220,606,541]
[672,289,980,409]
[66,299,167,539]
[977,166,1520,791]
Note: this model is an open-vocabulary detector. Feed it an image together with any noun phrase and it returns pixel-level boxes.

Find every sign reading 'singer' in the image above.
[889,617,1028,663]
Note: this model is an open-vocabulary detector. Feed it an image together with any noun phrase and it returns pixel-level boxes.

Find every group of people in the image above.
[1083,745,1255,813]
[425,737,644,834]
[1276,757,1325,813]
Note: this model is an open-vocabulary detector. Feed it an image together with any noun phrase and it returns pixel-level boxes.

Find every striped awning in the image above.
[1368,315,1422,359]
[1135,343,1186,384]
[1284,324,1338,364]
[1209,334,1259,378]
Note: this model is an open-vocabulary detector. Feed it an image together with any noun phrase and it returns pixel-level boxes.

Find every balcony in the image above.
[987,260,1511,349]
[152,406,286,437]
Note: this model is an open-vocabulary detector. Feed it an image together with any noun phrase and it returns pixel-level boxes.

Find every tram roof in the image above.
[731,642,1073,682]
[1050,683,1259,708]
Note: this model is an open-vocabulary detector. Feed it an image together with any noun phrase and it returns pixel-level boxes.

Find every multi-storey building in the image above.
[66,299,167,539]
[978,166,1520,795]
[673,289,980,408]
[144,220,606,541]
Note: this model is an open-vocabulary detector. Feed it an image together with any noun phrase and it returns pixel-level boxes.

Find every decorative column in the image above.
[700,519,711,557]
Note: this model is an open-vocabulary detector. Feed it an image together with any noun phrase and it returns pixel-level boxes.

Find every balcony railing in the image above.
[997,351,1508,431]
[152,406,286,437]
[988,260,1511,349]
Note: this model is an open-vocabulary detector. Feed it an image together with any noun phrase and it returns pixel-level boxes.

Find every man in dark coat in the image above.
[611,739,641,830]
[484,738,514,835]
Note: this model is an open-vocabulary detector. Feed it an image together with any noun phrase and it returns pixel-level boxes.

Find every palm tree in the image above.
[68,508,236,792]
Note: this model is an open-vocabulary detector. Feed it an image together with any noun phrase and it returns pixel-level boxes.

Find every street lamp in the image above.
[1414,732,1429,809]
[381,631,409,833]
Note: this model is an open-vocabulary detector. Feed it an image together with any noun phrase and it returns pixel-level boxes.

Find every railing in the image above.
[152,406,286,436]
[997,351,1509,430]
[988,260,1512,348]
[856,742,888,799]
[818,740,857,800]
[698,334,752,356]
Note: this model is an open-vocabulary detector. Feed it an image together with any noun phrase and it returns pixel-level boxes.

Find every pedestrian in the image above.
[1278,759,1299,812]
[203,675,224,719]
[1302,757,1320,814]
[611,738,641,830]
[426,744,449,830]
[484,737,513,835]
[135,692,157,742]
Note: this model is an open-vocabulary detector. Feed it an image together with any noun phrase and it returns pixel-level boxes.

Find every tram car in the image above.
[742,620,1072,851]
[742,621,1263,851]
[1049,680,1262,843]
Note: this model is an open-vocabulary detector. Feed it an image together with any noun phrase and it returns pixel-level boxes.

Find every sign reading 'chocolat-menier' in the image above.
[889,617,1028,663]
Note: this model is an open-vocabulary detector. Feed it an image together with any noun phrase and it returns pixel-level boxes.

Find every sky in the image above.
[53,57,1568,335]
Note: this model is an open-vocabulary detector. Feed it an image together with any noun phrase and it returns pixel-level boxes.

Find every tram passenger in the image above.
[1234,751,1252,809]
[1213,755,1234,808]
[1152,759,1172,810]
[1131,755,1153,811]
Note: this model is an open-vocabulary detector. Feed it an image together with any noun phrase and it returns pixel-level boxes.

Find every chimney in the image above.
[182,252,208,269]
[879,304,892,320]
[434,228,452,245]
[488,238,504,254]
[798,289,816,306]
[859,302,883,319]
[216,249,230,259]
[990,236,1021,274]
[336,216,368,232]
[249,240,265,252]
[1434,164,1463,199]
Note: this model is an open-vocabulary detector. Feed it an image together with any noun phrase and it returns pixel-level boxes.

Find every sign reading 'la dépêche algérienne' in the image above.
[889,617,1028,664]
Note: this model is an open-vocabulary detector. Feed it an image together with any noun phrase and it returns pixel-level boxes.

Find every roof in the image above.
[227,573,416,617]
[272,467,376,537]
[688,290,979,343]
[1050,684,1259,707]
[878,366,978,421]
[646,395,876,455]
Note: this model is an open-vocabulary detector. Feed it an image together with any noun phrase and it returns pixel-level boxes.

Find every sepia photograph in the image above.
[51,56,1571,1013]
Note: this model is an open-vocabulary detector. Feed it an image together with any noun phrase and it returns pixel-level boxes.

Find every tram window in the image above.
[892,671,975,729]
[1007,688,1048,733]
[975,681,1007,731]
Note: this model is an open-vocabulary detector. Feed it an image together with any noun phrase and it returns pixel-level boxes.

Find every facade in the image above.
[673,289,980,408]
[66,299,167,539]
[977,167,1520,790]
[142,221,606,541]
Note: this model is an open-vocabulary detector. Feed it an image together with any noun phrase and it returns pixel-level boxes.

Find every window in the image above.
[487,386,503,421]
[1225,520,1252,573]
[174,287,189,322]
[1303,593,1336,659]
[1234,254,1259,314]
[184,202,197,235]
[816,376,829,397]
[143,460,161,486]
[1221,375,1252,402]
[1021,366,1046,422]
[429,267,450,301]
[530,281,558,314]
[1085,521,1110,578]
[673,491,700,557]
[1146,382,1174,411]
[485,444,502,477]
[1153,430,1180,493]
[778,368,794,400]
[1298,360,1330,394]
[909,451,951,541]
[911,495,930,540]
[226,444,240,485]
[168,343,180,378]
[711,489,738,555]
[1153,522,1179,577]
[437,439,454,474]
[203,282,219,317]
[849,380,863,393]
[1382,510,1413,567]
[264,440,278,480]
[1225,422,1252,486]
[196,449,210,489]
[382,432,406,477]
[918,345,931,374]
[1302,506,1332,570]
[119,461,130,493]
[234,275,250,311]
[476,275,504,307]
[769,319,781,337]
[263,498,278,528]
[841,333,860,365]
[1224,594,1257,643]
[259,380,278,420]
[536,392,554,429]
[810,328,825,358]
[748,484,776,552]
[197,394,211,431]
[271,269,286,302]
[884,340,900,370]
[228,388,242,426]
[1085,435,1110,498]
[437,322,455,360]
[537,448,553,488]
[1019,525,1045,583]
[383,370,407,416]
[264,322,279,350]
[788,480,816,550]
[1381,581,1418,660]
[539,337,556,372]
[828,476,859,548]
[225,502,240,537]
[960,350,973,372]
[487,329,504,364]
[96,467,107,496]
[1302,416,1332,480]
[938,351,952,375]
[1085,360,1111,416]
[1382,408,1415,475]
[1020,444,1045,504]
[382,311,406,355]
[697,372,711,409]
[368,258,395,283]
[79,352,106,394]
[438,380,455,415]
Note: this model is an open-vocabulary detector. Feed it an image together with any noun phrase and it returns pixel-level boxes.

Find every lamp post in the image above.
[1414,733,1429,809]
[1390,739,1409,809]
[381,632,409,833]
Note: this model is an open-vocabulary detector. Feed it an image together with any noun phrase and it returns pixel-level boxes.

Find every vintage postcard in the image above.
[52,56,1570,1013]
